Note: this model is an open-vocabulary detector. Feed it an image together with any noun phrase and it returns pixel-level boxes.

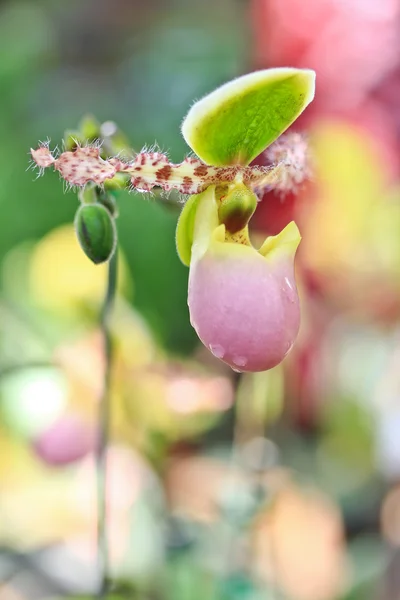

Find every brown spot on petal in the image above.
[156,165,172,181]
[193,165,209,177]
[184,156,200,165]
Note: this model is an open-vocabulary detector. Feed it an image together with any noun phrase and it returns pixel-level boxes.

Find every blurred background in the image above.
[1,0,400,598]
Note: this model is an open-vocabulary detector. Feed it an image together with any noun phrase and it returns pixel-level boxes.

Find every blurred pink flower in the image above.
[166,374,233,414]
[252,0,400,112]
[33,414,95,466]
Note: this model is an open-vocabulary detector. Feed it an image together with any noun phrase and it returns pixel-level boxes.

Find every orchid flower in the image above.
[177,68,315,372]
[31,68,315,372]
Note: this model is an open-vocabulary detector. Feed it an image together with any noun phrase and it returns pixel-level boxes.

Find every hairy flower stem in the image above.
[97,247,118,599]
[30,131,311,197]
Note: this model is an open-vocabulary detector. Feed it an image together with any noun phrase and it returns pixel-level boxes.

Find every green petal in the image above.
[175,192,202,266]
[176,185,222,266]
[181,68,315,166]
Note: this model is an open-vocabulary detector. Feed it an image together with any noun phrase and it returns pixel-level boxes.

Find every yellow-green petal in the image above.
[181,68,315,166]
[258,220,301,260]
[175,192,202,266]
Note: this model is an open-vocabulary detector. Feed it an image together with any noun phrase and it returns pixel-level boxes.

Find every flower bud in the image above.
[74,203,116,264]
[79,114,101,141]
[218,183,257,234]
[187,186,301,372]
[63,129,84,151]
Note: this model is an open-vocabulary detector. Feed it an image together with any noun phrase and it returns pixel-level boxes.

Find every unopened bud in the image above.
[218,183,257,234]
[63,130,84,151]
[79,114,101,141]
[74,204,116,264]
[97,189,119,217]
[104,172,130,192]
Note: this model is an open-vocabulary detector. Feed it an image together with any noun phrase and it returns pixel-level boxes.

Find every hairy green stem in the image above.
[97,247,118,599]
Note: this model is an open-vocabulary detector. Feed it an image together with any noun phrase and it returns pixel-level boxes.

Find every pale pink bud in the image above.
[187,186,301,372]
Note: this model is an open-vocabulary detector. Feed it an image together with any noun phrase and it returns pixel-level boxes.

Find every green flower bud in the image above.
[63,129,84,151]
[97,189,119,217]
[218,183,257,234]
[74,204,116,264]
[79,114,101,141]
[103,172,130,193]
[100,120,135,158]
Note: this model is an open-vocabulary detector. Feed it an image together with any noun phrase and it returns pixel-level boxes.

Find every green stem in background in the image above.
[97,246,118,599]
[220,372,278,598]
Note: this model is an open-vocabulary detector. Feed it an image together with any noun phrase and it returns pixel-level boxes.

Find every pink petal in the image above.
[188,247,300,372]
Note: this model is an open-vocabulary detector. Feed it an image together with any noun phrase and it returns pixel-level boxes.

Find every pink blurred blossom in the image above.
[33,414,95,466]
[252,0,400,112]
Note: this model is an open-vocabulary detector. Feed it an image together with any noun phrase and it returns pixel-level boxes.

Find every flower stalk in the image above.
[97,244,118,598]
[30,135,309,198]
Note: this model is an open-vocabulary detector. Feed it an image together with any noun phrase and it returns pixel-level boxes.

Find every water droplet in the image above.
[283,341,293,356]
[285,277,293,290]
[233,355,247,368]
[209,344,225,359]
[231,367,242,374]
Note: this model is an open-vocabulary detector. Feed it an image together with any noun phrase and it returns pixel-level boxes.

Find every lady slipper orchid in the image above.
[30,68,315,372]
[184,185,301,372]
[177,68,315,372]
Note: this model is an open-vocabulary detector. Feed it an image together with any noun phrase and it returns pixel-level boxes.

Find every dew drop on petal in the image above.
[209,344,225,359]
[233,355,247,368]
[284,341,293,357]
[285,277,293,290]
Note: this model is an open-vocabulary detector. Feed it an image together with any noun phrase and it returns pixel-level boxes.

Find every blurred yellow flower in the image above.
[253,483,347,600]
[29,224,132,316]
[299,121,400,320]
